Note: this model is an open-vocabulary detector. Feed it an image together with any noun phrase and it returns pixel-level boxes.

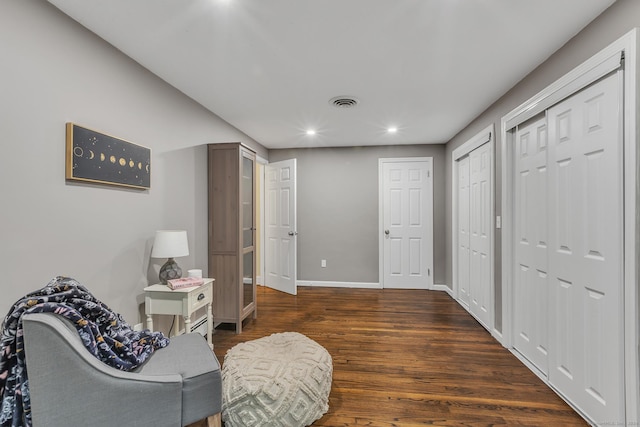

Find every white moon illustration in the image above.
[89,150,95,159]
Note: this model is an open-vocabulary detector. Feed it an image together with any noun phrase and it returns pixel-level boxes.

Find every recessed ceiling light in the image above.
[306,129,316,136]
[387,127,398,133]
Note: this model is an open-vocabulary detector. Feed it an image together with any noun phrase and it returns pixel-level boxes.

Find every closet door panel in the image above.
[457,156,471,306]
[514,117,549,374]
[547,73,624,424]
[469,143,491,328]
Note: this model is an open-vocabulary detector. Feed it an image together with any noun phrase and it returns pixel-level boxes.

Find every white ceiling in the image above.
[47,0,616,149]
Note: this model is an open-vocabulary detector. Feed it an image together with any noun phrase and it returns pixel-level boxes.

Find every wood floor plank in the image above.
[191,286,587,426]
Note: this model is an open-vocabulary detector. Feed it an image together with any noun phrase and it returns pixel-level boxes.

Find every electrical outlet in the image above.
[321,259,327,268]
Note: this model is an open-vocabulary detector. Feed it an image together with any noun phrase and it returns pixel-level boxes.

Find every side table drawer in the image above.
[187,281,212,311]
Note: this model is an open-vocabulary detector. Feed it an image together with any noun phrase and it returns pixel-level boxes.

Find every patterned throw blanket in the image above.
[0,277,170,427]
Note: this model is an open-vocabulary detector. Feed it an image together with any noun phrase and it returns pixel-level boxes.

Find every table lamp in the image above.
[151,230,189,285]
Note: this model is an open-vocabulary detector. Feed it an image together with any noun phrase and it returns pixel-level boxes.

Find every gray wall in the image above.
[269,144,446,285]
[3,0,635,331]
[444,0,640,332]
[0,0,265,324]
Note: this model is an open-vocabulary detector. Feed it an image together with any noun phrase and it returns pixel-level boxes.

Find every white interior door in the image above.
[468,143,492,328]
[514,116,549,375]
[547,73,624,424]
[380,158,433,289]
[265,159,297,295]
[457,156,471,306]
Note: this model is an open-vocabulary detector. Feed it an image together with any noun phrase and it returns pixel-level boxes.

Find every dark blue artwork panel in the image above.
[66,123,151,189]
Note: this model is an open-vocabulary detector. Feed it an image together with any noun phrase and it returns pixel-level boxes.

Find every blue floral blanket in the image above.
[0,277,170,427]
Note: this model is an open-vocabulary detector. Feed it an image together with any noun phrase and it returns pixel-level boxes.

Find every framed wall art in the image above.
[65,123,151,189]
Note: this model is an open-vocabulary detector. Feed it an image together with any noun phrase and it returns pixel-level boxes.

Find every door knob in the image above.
[384,229,390,235]
[288,231,298,236]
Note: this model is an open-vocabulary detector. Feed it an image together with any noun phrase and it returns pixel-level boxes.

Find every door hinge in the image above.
[428,268,431,276]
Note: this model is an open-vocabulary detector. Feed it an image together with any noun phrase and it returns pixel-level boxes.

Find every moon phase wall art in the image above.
[65,123,151,189]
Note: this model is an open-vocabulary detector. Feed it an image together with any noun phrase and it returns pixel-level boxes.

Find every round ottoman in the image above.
[221,332,333,427]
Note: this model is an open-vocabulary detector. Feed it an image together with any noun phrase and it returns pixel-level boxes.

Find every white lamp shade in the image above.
[151,230,189,258]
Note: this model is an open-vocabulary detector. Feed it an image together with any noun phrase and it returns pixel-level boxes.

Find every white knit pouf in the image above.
[222,332,333,427]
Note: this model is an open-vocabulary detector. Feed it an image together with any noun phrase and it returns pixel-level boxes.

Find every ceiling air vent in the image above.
[329,96,359,108]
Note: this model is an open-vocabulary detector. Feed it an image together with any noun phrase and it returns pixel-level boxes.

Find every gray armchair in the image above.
[22,312,222,427]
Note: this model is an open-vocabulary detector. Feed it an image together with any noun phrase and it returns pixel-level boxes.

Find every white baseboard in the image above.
[509,348,594,425]
[297,280,381,289]
[297,281,455,291]
[432,283,453,297]
[493,328,505,346]
[433,283,506,347]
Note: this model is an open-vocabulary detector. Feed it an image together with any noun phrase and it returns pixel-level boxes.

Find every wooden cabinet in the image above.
[207,143,256,333]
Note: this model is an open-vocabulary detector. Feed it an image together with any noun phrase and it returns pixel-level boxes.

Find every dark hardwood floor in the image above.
[202,285,587,426]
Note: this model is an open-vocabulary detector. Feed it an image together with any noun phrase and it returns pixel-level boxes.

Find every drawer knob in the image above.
[197,293,205,301]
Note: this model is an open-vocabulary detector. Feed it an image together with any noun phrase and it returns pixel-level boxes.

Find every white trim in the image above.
[492,328,503,343]
[378,157,434,290]
[500,28,638,424]
[299,281,453,293]
[504,49,623,130]
[297,280,381,289]
[452,125,493,161]
[501,125,514,350]
[510,348,594,426]
[256,155,268,293]
[621,29,639,426]
[432,283,454,298]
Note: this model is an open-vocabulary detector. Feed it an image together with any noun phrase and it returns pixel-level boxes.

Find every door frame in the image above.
[451,124,495,336]
[378,157,434,289]
[256,155,268,286]
[500,29,638,423]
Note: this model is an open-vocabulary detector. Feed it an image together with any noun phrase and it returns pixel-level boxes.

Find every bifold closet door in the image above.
[546,72,624,423]
[514,116,549,375]
[456,142,491,330]
[468,143,491,329]
[457,156,471,307]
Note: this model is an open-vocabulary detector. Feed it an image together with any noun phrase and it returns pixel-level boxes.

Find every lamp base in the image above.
[159,258,182,285]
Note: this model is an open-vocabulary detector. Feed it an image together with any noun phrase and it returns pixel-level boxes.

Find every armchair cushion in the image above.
[135,333,222,426]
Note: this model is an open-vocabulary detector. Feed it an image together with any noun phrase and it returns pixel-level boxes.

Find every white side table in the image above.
[144,278,214,349]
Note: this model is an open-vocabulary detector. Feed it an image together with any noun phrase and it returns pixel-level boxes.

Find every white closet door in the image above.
[547,73,624,424]
[457,156,471,306]
[469,143,492,328]
[514,116,549,374]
